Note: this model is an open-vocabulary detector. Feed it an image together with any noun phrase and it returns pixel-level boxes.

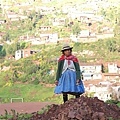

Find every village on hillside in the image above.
[0,0,120,102]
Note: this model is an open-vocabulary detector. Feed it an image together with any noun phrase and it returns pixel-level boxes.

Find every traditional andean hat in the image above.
[61,44,73,51]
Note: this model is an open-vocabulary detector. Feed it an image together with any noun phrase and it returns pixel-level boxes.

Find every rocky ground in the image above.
[2,96,120,120]
[29,96,120,120]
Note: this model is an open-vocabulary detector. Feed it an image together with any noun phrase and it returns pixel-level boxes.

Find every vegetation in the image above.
[0,37,120,86]
[0,84,61,103]
[106,99,120,107]
[0,105,51,120]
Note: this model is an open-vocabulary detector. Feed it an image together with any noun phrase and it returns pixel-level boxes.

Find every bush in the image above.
[106,100,120,107]
[31,79,39,85]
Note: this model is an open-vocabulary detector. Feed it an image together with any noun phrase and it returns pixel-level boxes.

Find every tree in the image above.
[71,22,81,35]
[114,25,120,36]
[20,42,26,49]
[4,43,17,55]
[0,45,6,57]
[106,39,117,52]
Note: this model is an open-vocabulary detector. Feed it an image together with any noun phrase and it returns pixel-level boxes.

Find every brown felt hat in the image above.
[61,44,73,51]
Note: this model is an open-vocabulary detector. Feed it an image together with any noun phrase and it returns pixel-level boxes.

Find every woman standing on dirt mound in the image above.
[54,44,85,103]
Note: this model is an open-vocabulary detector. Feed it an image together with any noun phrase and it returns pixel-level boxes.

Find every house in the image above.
[70,34,98,43]
[62,5,77,14]
[94,87,112,101]
[86,84,112,101]
[87,83,120,101]
[96,33,114,39]
[39,33,58,43]
[31,37,47,45]
[19,34,57,45]
[7,12,19,19]
[15,49,37,60]
[19,35,28,41]
[70,28,114,43]
[68,11,95,20]
[19,15,28,20]
[70,33,114,43]
[77,36,97,43]
[0,20,6,24]
[70,29,98,43]
[39,26,52,31]
[118,64,120,74]
[108,63,118,73]
[52,18,66,26]
[15,50,23,60]
[79,30,90,37]
[40,6,55,15]
[102,73,120,81]
[6,11,28,21]
[57,38,71,43]
[85,79,120,101]
[80,63,103,80]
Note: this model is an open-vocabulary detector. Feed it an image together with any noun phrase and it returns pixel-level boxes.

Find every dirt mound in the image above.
[31,96,120,120]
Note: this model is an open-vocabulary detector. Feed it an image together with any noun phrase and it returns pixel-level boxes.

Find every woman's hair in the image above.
[62,49,72,54]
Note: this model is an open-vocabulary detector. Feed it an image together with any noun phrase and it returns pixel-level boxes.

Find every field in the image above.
[0,83,63,104]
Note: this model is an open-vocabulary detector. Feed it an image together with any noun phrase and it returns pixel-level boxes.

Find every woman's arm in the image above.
[74,61,81,80]
[56,60,64,81]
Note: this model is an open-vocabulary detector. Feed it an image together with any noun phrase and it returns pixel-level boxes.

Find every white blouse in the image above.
[62,59,75,74]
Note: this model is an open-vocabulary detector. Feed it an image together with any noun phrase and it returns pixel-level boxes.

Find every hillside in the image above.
[0,38,120,86]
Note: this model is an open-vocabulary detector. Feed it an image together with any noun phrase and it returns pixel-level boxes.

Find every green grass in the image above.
[106,99,120,108]
[117,102,120,107]
[0,83,76,104]
[0,84,60,103]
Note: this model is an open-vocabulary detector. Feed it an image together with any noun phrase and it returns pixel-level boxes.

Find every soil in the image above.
[0,102,52,115]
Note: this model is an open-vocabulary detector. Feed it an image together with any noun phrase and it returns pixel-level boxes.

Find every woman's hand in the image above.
[76,79,80,85]
[55,80,58,86]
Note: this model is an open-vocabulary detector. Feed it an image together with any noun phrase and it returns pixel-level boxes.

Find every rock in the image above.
[68,111,76,118]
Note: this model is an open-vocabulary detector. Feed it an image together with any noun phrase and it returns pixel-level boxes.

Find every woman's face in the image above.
[63,49,71,56]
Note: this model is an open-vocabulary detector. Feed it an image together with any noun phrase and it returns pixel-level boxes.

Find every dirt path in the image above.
[0,102,53,115]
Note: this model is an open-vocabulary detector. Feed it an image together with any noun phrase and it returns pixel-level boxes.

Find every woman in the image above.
[54,44,85,103]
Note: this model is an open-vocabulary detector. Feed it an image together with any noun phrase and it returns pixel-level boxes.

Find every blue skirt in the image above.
[54,69,85,95]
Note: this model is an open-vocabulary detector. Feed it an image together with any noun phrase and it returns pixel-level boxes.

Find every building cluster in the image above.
[0,0,115,45]
[81,62,120,101]
[80,62,120,81]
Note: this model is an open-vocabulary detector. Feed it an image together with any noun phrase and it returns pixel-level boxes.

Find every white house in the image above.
[15,50,23,60]
[79,30,90,37]
[52,18,66,26]
[94,90,112,101]
[93,73,102,80]
[108,63,118,73]
[39,33,58,43]
[39,6,55,15]
[86,81,120,101]
[15,49,37,60]
[80,63,102,80]
[87,84,112,101]
[0,20,6,24]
